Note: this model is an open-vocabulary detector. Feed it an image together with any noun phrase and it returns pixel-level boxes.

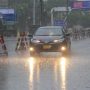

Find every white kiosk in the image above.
[51,7,72,26]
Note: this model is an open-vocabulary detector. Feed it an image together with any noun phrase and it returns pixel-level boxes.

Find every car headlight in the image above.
[61,46,66,51]
[29,47,34,52]
[53,40,60,43]
[31,39,40,43]
[53,38,64,43]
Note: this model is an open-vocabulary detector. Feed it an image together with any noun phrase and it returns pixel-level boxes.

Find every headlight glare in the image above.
[53,40,60,43]
[29,47,34,51]
[32,39,40,43]
[53,38,64,43]
[61,46,66,51]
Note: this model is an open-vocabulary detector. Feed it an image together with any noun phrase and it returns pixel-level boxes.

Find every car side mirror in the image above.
[28,34,33,38]
[28,34,33,44]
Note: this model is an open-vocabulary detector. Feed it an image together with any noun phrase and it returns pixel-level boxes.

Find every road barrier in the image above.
[71,27,90,41]
[15,32,29,51]
[0,35,8,56]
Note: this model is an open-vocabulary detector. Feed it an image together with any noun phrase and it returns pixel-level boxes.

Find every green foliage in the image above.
[9,0,32,28]
[45,0,66,10]
[68,10,90,27]
[8,0,90,27]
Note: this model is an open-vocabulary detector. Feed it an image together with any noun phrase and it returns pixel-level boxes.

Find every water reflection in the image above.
[0,57,8,65]
[54,61,58,82]
[28,57,36,90]
[27,57,41,90]
[26,55,68,90]
[36,61,40,90]
[59,57,67,90]
[36,62,40,81]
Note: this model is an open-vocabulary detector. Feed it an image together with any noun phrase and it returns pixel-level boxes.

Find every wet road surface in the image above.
[0,38,90,90]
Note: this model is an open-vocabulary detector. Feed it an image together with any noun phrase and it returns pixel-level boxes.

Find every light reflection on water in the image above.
[25,56,68,90]
[54,61,58,82]
[60,57,67,90]
[53,57,67,90]
[28,57,36,90]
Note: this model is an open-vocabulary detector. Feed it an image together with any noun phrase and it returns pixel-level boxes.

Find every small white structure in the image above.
[51,7,72,25]
[0,9,15,14]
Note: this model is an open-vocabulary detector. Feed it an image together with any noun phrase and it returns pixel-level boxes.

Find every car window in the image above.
[34,28,63,36]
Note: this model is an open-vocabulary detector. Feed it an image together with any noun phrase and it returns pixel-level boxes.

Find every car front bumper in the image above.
[29,42,67,52]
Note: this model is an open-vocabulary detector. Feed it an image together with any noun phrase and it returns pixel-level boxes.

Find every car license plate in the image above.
[43,45,51,49]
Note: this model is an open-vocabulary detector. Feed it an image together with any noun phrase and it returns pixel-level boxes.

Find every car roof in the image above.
[39,26,63,29]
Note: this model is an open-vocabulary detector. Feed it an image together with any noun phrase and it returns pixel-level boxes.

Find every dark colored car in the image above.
[29,26,71,56]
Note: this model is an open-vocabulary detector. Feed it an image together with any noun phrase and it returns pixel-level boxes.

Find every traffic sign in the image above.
[54,20,65,26]
[3,14,16,21]
[0,9,16,21]
[83,1,90,9]
[52,7,71,12]
[71,1,90,10]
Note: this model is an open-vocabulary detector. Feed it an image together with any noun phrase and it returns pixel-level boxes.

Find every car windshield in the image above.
[34,28,63,36]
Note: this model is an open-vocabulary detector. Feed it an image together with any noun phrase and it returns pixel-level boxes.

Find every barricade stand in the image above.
[0,35,8,56]
[15,32,29,51]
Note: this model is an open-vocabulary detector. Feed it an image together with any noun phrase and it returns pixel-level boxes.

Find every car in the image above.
[29,26,71,56]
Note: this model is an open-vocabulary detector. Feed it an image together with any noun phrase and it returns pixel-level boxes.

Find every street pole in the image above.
[40,0,43,26]
[33,0,36,25]
[66,0,69,28]
[51,8,54,25]
[66,0,69,20]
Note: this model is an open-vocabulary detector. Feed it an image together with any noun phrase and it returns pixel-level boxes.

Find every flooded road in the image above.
[0,38,90,90]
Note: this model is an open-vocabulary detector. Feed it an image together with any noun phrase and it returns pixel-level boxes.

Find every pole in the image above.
[66,0,69,20]
[66,0,69,28]
[40,0,43,26]
[51,8,54,25]
[33,0,36,25]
